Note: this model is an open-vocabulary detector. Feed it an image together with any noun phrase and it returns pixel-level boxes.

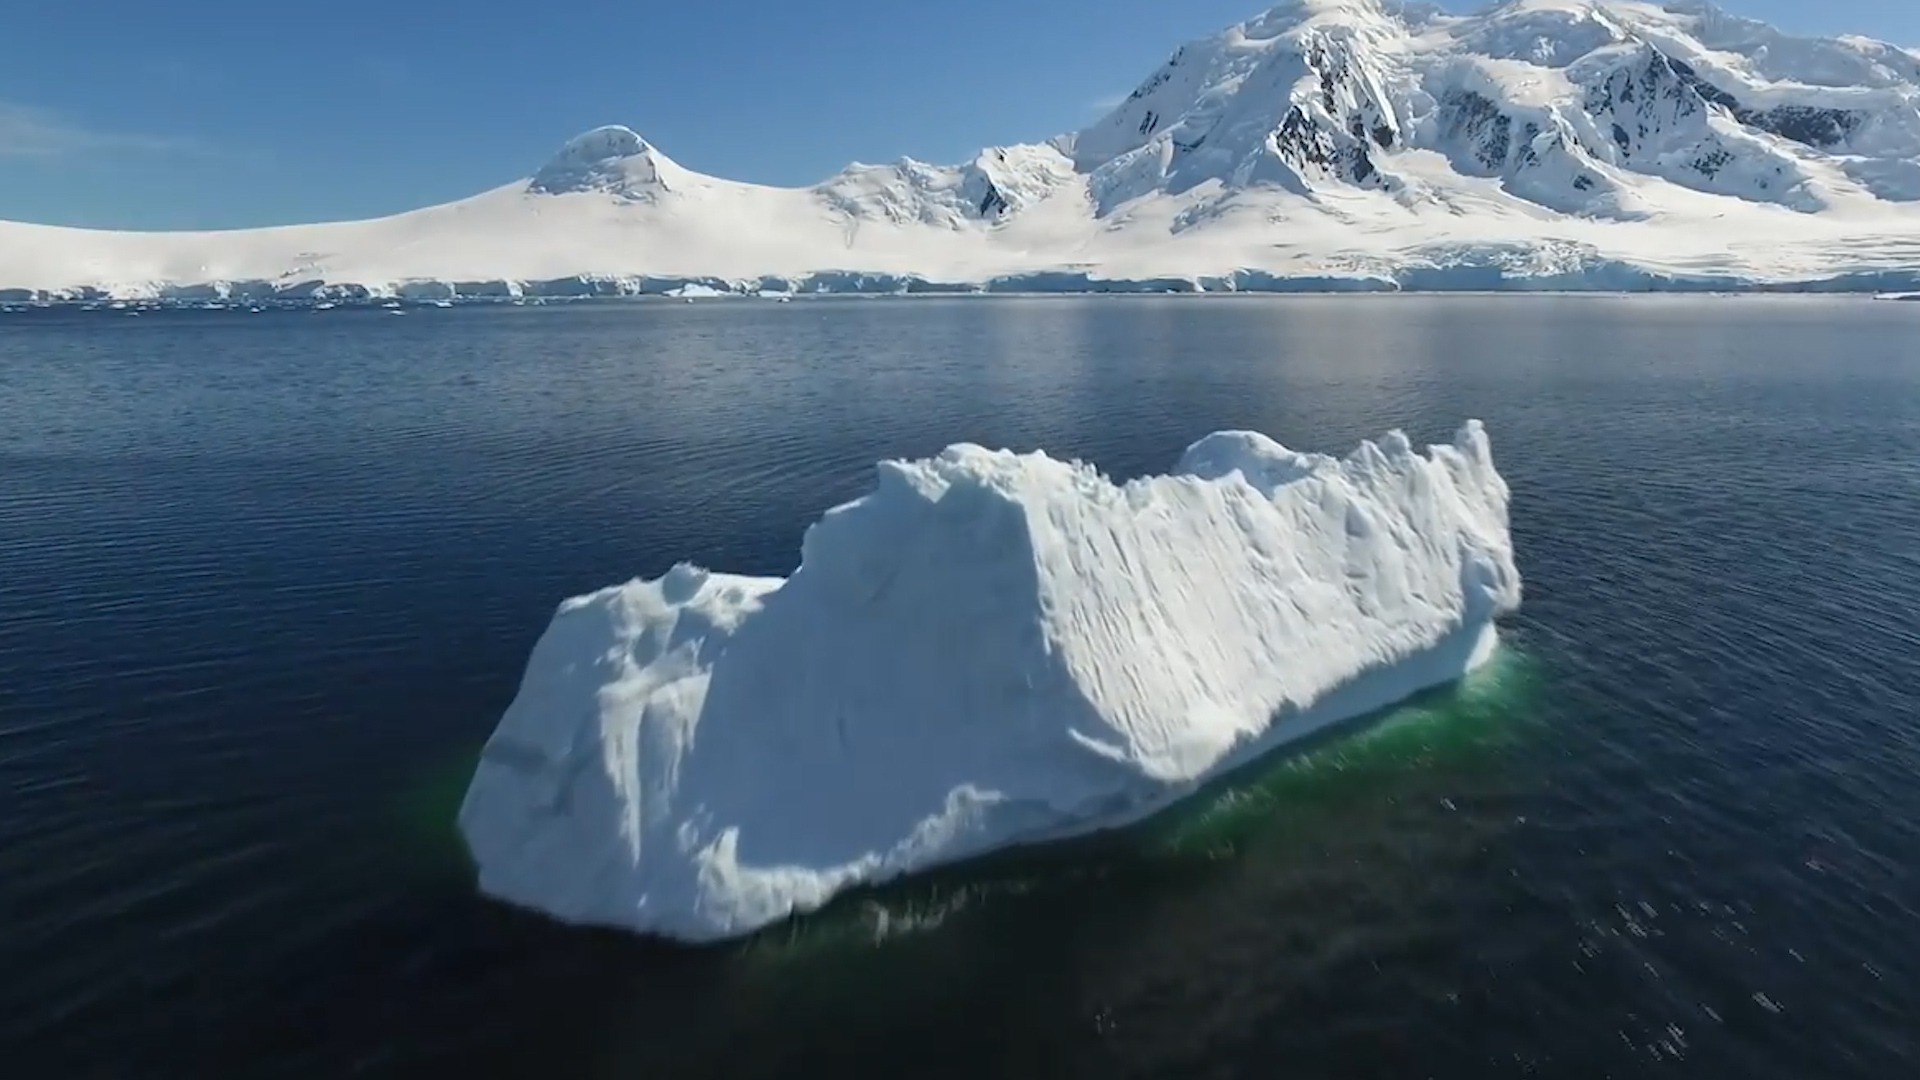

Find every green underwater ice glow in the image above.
[405,642,1545,958]
[737,641,1548,963]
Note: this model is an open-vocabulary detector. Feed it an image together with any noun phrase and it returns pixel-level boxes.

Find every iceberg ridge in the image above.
[457,421,1521,942]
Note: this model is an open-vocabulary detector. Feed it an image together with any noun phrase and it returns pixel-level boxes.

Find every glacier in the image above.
[10,0,1920,298]
[457,421,1522,943]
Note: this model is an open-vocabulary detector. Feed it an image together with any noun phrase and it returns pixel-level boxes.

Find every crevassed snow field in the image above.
[460,422,1520,941]
[9,0,1920,298]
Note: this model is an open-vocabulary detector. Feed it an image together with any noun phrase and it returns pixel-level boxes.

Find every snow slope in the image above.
[458,421,1521,942]
[8,0,1920,297]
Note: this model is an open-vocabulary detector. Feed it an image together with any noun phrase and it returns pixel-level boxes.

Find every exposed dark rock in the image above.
[1441,91,1514,171]
[1756,105,1861,147]
[1664,57,1740,109]
[1690,146,1733,177]
[1257,35,1397,189]
[1350,144,1378,183]
[1126,47,1183,102]
[1583,47,1705,155]
[977,182,1011,218]
[1274,106,1336,169]
[1664,55,1864,148]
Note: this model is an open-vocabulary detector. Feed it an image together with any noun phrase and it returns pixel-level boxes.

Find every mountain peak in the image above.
[550,125,650,162]
[529,125,675,197]
[1251,0,1394,17]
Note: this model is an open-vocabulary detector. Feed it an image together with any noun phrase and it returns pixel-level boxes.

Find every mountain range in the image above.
[7,0,1920,299]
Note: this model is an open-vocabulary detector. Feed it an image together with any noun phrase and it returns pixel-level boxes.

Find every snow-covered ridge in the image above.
[527,125,682,198]
[8,0,1920,298]
[458,420,1521,942]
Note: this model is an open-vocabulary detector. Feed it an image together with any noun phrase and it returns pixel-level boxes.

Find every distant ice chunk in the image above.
[457,422,1522,943]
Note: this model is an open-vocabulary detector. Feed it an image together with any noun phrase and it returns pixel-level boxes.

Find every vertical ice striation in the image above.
[458,421,1522,943]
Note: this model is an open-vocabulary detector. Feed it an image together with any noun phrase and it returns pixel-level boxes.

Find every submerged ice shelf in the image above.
[457,421,1522,943]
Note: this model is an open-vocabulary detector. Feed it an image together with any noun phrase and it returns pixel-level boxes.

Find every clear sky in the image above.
[1,0,1912,230]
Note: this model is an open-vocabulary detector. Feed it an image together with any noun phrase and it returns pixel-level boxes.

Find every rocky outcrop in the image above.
[1661,56,1865,149]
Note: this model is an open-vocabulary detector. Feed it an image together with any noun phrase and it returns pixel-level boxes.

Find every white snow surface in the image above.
[10,0,1920,297]
[457,421,1521,942]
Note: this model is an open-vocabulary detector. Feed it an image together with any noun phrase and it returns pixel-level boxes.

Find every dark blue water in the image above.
[3,296,1918,1079]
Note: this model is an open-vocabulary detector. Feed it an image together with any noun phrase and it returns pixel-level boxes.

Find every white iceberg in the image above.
[457,421,1521,943]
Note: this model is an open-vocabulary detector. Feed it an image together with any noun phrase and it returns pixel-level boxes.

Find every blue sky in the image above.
[1,0,1912,230]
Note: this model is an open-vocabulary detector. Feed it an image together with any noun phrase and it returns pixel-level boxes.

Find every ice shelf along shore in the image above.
[457,421,1522,943]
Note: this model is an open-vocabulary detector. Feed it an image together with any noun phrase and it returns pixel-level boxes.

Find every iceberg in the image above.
[457,421,1521,943]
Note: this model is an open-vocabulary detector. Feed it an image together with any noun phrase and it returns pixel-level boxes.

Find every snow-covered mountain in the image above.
[8,0,1920,298]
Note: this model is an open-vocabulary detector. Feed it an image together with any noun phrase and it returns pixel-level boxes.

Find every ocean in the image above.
[2,295,1916,1079]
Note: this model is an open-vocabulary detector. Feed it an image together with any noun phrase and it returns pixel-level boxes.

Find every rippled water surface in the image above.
[3,296,1918,1079]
